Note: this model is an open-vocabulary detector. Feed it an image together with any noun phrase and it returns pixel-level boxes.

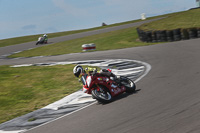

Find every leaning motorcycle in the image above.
[36,37,48,45]
[79,68,136,103]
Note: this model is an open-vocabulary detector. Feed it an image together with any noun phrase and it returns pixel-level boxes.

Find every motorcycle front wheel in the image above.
[91,86,112,103]
[120,76,136,93]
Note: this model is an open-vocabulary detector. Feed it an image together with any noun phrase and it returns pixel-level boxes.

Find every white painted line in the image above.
[0,130,24,133]
[115,70,143,76]
[115,66,144,72]
[134,61,151,83]
[10,64,33,67]
[43,91,95,110]
[21,102,97,133]
[13,51,22,54]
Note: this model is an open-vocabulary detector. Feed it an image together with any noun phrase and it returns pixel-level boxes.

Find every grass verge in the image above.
[0,64,85,124]
[139,8,200,31]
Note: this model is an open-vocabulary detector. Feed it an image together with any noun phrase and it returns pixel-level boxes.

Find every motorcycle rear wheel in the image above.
[120,76,136,93]
[91,86,112,103]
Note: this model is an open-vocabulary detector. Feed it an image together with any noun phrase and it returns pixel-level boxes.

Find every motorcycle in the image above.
[36,37,48,45]
[79,68,136,103]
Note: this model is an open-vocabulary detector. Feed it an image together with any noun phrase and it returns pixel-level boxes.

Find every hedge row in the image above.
[137,28,200,42]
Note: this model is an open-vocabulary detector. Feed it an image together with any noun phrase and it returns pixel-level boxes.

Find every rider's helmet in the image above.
[43,34,47,37]
[73,65,83,77]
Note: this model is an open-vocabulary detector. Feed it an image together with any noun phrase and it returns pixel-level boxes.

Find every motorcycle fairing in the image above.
[81,74,88,85]
[85,75,126,96]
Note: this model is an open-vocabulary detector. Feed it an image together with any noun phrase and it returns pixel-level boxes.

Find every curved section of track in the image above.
[21,38,200,133]
[0,59,151,133]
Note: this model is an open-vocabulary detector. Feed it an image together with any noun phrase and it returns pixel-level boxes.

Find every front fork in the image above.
[95,84,105,93]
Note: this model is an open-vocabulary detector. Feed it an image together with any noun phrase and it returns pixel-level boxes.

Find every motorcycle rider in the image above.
[73,65,119,83]
[43,34,48,43]
[73,65,84,78]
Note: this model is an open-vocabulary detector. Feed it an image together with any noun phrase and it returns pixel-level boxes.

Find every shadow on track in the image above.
[96,89,141,105]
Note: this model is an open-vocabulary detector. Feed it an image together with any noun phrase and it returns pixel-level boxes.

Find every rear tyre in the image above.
[91,86,112,103]
[120,76,136,93]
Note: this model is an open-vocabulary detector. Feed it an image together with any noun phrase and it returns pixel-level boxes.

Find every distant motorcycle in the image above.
[79,68,136,103]
[36,37,48,45]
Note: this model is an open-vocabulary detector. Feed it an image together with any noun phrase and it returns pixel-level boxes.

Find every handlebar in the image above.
[85,67,98,76]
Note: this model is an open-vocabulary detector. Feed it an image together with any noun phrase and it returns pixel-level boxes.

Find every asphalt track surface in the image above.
[20,38,200,133]
[1,19,200,133]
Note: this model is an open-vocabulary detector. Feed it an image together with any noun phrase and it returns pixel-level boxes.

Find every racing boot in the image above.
[110,74,121,85]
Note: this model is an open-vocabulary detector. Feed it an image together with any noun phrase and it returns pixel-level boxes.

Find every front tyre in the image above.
[91,86,112,103]
[120,76,136,93]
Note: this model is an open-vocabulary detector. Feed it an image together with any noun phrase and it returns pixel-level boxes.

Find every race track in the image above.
[24,38,200,133]
[1,19,200,133]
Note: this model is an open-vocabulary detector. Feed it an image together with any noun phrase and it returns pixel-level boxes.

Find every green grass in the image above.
[9,27,157,58]
[0,64,84,124]
[139,8,200,31]
[0,35,41,48]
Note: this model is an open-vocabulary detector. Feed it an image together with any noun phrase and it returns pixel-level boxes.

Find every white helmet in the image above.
[73,65,83,77]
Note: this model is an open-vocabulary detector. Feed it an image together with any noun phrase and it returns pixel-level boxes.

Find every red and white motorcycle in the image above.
[79,68,136,103]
